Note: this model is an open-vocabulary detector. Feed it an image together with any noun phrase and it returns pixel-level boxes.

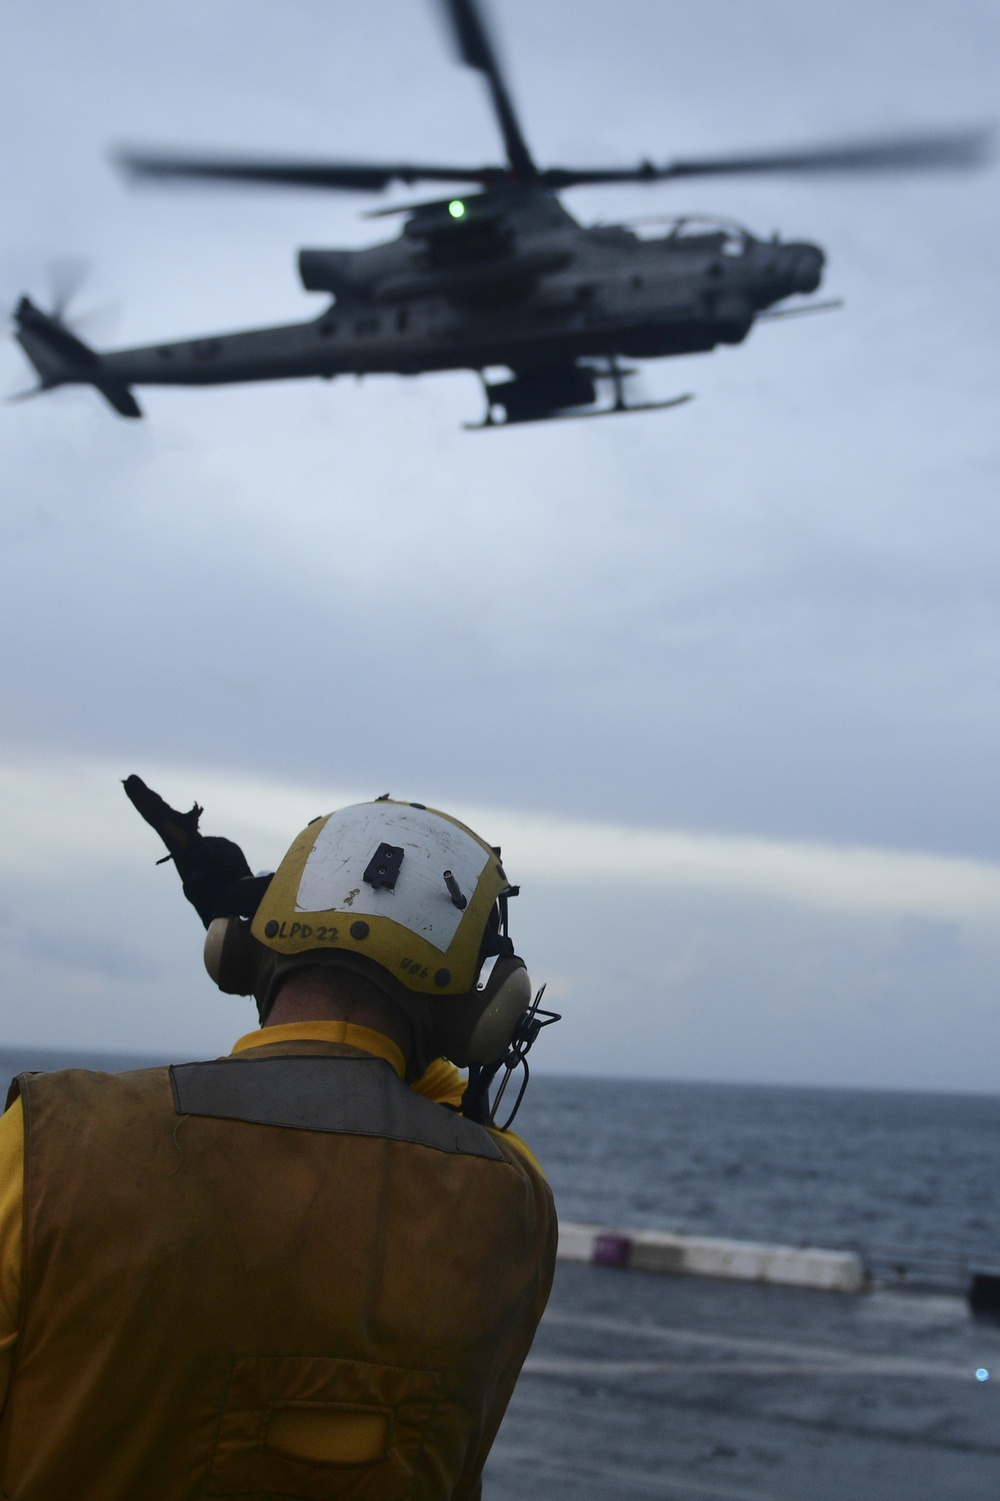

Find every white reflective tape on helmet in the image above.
[251,798,512,994]
[295,802,489,951]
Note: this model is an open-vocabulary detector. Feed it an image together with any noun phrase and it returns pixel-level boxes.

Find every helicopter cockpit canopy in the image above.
[611,215,754,253]
[665,216,752,253]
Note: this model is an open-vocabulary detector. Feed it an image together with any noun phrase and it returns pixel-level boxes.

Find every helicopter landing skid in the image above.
[464,391,693,430]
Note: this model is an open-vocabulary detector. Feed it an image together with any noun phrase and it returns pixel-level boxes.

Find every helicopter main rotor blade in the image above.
[435,0,536,180]
[116,124,990,198]
[115,149,511,192]
[540,126,992,188]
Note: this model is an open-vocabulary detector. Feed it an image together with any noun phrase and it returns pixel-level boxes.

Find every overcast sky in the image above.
[1,0,998,1090]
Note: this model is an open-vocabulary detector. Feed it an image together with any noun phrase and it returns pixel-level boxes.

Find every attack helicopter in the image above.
[12,0,989,427]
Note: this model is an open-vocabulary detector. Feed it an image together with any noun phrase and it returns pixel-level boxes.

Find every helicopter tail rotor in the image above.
[11,295,142,418]
[47,257,94,323]
[41,258,123,344]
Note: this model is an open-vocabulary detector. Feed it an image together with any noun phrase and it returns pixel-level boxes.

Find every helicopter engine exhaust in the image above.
[298,249,366,297]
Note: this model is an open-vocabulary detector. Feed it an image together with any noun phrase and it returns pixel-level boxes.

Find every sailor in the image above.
[0,781,557,1500]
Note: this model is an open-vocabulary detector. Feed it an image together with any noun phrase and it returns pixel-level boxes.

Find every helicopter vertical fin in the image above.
[435,0,536,180]
[12,296,143,418]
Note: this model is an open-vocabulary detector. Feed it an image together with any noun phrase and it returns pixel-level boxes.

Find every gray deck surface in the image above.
[485,1261,1000,1500]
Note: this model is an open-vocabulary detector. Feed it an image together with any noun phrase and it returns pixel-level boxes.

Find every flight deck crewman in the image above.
[0,782,557,1500]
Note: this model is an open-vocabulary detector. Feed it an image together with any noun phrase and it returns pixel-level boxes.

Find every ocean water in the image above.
[516,1074,1000,1270]
[2,1047,997,1270]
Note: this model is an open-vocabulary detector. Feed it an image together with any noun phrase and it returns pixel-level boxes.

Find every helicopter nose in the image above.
[787,243,825,294]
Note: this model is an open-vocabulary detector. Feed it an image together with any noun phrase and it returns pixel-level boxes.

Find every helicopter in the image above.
[11,0,989,427]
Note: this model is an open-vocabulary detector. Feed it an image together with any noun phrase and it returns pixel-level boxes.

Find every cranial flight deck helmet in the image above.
[199,796,558,1123]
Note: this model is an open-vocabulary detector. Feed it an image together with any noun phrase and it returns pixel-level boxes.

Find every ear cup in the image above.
[431,957,530,1067]
[204,917,265,996]
[465,964,532,1064]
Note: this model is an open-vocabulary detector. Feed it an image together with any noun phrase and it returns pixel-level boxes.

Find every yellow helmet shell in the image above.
[251,800,511,995]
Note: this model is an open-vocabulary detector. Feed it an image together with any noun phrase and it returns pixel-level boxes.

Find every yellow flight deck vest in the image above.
[0,1040,556,1500]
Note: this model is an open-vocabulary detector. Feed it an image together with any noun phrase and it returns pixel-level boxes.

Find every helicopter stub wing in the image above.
[473,359,694,427]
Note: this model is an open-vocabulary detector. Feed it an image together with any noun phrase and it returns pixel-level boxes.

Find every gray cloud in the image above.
[13,929,159,984]
[1,0,998,1085]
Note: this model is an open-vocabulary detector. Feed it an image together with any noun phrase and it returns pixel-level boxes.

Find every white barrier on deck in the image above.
[557,1221,866,1293]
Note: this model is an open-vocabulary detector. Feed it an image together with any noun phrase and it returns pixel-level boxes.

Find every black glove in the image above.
[123,774,265,929]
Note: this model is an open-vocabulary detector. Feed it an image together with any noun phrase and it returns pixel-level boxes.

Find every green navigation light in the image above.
[448,200,466,219]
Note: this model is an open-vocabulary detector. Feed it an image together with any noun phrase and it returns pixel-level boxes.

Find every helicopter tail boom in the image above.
[12,296,142,417]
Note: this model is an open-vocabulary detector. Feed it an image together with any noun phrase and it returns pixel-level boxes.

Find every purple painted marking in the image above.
[593,1233,632,1268]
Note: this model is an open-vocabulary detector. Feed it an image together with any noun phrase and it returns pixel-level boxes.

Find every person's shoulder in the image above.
[16,1063,173,1109]
[486,1127,548,1182]
[29,1063,171,1085]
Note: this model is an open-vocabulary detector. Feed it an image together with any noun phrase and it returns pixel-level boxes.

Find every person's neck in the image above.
[264,975,412,1062]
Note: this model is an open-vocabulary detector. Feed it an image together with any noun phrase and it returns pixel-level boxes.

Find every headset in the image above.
[202,912,558,1126]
